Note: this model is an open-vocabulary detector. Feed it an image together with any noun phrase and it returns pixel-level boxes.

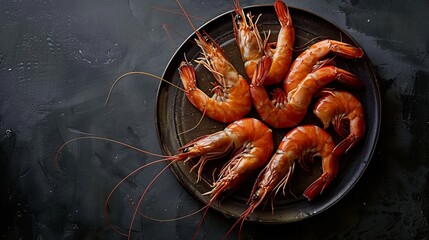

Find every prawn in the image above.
[224,125,338,239]
[284,39,364,93]
[250,56,362,128]
[191,117,273,239]
[178,59,251,123]
[234,0,294,85]
[313,89,365,156]
[233,0,264,80]
[177,0,251,123]
[263,0,295,85]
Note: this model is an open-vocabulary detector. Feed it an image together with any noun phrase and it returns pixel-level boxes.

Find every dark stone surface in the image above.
[1,0,428,239]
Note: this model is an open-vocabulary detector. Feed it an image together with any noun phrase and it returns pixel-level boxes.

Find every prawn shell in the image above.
[157,4,380,224]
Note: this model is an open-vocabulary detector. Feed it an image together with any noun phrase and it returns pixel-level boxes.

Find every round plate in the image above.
[156,5,380,223]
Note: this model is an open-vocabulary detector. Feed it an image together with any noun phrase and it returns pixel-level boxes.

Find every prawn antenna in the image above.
[293,36,328,52]
[104,158,172,237]
[151,6,206,22]
[136,205,207,222]
[175,0,199,33]
[178,102,207,135]
[192,199,215,240]
[222,206,254,240]
[175,0,210,45]
[126,161,174,240]
[162,23,198,46]
[55,136,176,237]
[54,136,168,170]
[162,23,175,48]
[105,71,185,106]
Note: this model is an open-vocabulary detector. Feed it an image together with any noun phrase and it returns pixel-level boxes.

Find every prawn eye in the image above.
[252,193,259,201]
[234,14,241,22]
[183,147,190,153]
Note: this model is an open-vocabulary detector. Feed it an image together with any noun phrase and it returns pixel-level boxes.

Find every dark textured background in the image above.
[1,0,428,239]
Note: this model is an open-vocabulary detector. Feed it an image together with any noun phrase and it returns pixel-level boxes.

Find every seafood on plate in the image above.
[233,0,264,80]
[186,118,274,239]
[234,0,294,85]
[179,118,274,184]
[313,89,366,156]
[178,58,251,123]
[284,39,364,93]
[224,125,339,239]
[176,0,252,123]
[250,56,362,128]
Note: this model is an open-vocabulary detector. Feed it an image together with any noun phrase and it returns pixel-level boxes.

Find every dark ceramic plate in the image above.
[156,5,380,223]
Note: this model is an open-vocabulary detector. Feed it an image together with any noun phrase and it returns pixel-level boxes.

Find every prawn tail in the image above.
[303,171,335,201]
[274,0,292,27]
[330,40,364,59]
[334,67,364,89]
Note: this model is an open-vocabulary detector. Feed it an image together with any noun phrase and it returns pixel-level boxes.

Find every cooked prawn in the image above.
[224,125,338,239]
[234,0,294,85]
[313,89,365,156]
[284,39,364,93]
[178,59,251,123]
[250,56,362,128]
[176,0,251,123]
[263,0,295,85]
[233,0,264,80]
[185,118,274,239]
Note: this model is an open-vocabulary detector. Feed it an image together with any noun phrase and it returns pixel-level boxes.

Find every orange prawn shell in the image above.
[233,0,264,80]
[179,61,251,123]
[263,0,295,85]
[187,77,251,123]
[314,91,365,129]
[281,125,336,156]
[249,125,337,212]
[233,0,294,85]
[200,118,274,200]
[283,39,364,93]
[313,90,366,157]
[226,118,274,168]
[250,61,360,128]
